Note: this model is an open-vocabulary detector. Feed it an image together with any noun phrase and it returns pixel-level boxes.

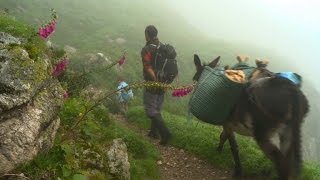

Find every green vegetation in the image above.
[16,98,161,180]
[1,0,320,179]
[0,12,46,59]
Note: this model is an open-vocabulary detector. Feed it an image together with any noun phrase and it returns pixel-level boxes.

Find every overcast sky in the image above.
[170,0,320,90]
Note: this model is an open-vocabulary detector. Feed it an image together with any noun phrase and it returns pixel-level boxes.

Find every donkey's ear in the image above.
[208,56,220,68]
[194,54,202,70]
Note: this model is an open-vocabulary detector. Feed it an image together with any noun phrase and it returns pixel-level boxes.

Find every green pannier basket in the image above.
[189,66,254,125]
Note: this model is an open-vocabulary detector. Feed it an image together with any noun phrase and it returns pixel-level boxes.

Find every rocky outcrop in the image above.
[80,84,104,101]
[0,32,64,174]
[82,52,111,68]
[107,138,130,180]
[64,45,77,55]
[115,37,126,44]
[95,52,111,65]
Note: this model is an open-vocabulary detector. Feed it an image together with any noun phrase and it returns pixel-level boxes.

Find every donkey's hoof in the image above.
[232,169,243,179]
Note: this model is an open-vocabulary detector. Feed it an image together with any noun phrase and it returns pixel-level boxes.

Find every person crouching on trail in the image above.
[117,79,133,115]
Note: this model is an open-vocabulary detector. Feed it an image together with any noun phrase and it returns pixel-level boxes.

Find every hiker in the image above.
[140,25,172,145]
[117,78,133,115]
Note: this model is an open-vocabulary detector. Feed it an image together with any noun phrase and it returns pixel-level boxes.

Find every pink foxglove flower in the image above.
[52,56,69,77]
[38,10,58,39]
[63,90,69,99]
[45,24,53,34]
[118,54,126,66]
[38,27,46,38]
[51,20,57,29]
[172,87,193,97]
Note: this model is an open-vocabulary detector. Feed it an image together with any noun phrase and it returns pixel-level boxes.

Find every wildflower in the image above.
[172,87,193,97]
[38,9,58,39]
[45,23,54,35]
[52,56,69,77]
[63,90,69,99]
[39,19,57,39]
[118,53,126,66]
[38,27,47,38]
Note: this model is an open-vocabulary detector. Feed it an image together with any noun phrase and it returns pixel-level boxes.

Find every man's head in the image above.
[145,25,158,42]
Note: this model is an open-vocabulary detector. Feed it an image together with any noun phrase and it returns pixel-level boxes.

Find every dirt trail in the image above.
[111,114,232,180]
[111,114,267,180]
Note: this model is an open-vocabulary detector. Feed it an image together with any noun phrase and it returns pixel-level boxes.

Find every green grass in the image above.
[111,122,161,180]
[0,12,47,59]
[16,98,161,180]
[2,2,320,179]
[127,106,320,180]
[0,11,33,38]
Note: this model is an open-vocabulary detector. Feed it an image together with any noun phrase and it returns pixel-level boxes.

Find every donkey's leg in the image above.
[256,137,289,180]
[227,132,242,177]
[217,128,228,152]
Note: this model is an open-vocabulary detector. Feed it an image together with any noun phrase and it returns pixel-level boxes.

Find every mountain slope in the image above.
[1,0,319,161]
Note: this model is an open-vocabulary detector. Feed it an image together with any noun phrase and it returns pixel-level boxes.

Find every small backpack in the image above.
[150,43,178,84]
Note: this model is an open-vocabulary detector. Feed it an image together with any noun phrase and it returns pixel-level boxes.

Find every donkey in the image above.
[192,54,309,180]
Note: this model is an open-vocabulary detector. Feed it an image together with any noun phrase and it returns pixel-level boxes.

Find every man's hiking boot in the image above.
[148,131,159,139]
[159,132,172,146]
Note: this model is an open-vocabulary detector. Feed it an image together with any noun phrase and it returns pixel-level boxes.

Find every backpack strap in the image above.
[161,59,168,72]
[149,43,161,70]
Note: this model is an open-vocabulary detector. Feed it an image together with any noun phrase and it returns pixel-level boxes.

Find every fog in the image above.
[169,0,320,161]
[2,0,319,162]
[170,0,320,91]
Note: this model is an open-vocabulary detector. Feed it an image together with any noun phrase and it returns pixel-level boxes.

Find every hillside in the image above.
[0,0,320,179]
[1,0,320,179]
[1,0,275,82]
[1,0,319,161]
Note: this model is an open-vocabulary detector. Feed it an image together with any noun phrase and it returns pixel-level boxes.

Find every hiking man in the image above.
[140,25,172,145]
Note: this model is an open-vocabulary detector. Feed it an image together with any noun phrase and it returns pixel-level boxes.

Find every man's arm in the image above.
[145,67,157,81]
[142,49,157,81]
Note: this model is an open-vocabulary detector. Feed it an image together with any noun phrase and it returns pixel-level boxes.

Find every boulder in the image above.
[0,32,64,174]
[64,45,77,55]
[107,138,130,180]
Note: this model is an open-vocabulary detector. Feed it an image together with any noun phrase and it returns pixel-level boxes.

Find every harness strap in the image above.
[150,43,161,70]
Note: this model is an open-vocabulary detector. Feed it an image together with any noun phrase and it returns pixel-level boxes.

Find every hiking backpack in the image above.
[151,43,178,84]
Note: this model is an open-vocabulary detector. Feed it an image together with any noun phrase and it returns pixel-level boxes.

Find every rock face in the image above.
[107,138,130,180]
[0,32,64,174]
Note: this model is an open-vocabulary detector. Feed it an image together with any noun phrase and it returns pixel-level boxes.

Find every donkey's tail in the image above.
[289,91,309,177]
[290,116,302,177]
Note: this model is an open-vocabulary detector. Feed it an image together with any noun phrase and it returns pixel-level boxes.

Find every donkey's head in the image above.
[192,54,221,81]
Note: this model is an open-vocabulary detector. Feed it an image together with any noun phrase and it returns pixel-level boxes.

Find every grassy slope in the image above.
[1,0,260,82]
[17,97,162,179]
[0,13,160,179]
[1,0,319,177]
[3,0,318,108]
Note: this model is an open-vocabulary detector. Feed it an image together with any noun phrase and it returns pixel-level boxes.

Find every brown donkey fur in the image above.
[192,54,309,180]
